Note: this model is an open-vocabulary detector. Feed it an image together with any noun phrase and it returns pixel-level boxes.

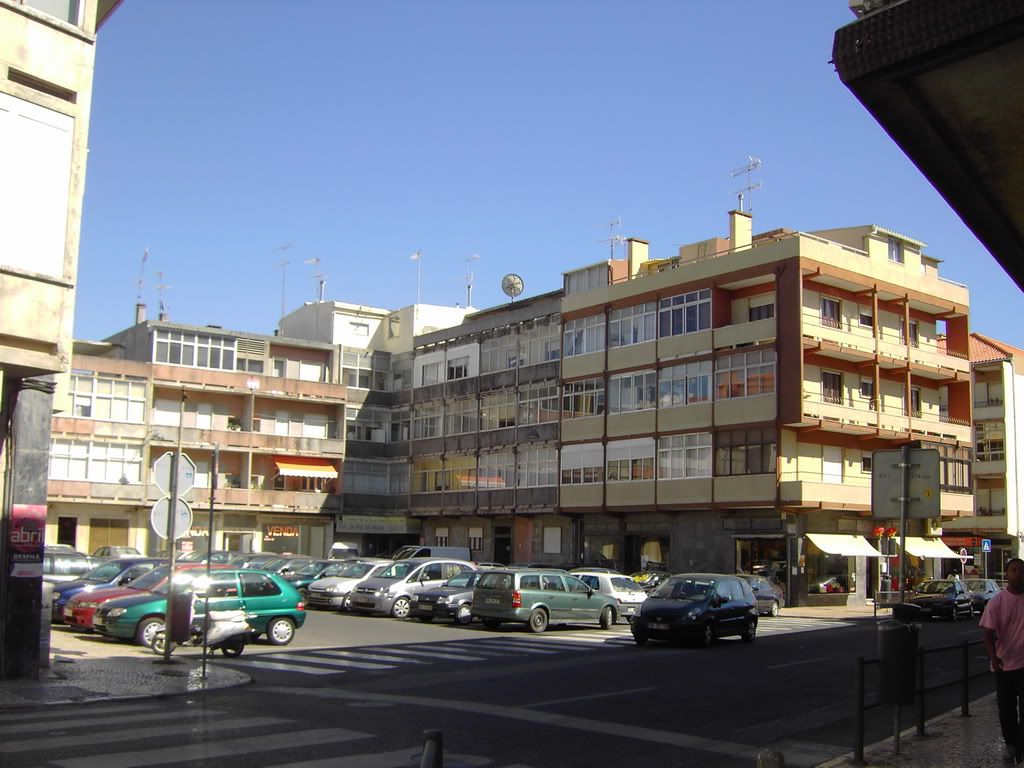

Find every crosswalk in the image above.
[216,615,852,677]
[0,702,509,768]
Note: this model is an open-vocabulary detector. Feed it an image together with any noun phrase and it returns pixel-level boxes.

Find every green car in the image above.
[471,568,618,633]
[92,568,306,647]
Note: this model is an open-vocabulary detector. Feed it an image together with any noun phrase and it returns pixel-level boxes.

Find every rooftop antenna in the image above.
[303,257,325,302]
[465,254,480,308]
[134,248,148,324]
[273,243,292,330]
[597,217,626,260]
[410,250,422,330]
[155,271,170,321]
[730,155,762,212]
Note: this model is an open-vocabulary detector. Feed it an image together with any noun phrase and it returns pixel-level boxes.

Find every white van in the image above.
[328,542,360,559]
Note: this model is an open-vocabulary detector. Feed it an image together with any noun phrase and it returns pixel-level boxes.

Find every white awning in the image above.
[901,537,962,559]
[806,533,883,557]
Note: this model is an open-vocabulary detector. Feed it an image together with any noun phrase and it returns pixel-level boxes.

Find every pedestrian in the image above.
[981,557,1024,763]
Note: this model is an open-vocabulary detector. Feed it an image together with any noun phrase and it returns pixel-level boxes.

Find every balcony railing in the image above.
[820,315,841,329]
[974,399,1004,408]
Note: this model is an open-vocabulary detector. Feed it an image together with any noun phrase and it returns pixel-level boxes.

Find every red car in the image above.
[63,563,217,630]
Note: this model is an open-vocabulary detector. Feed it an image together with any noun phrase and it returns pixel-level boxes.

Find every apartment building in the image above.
[940,332,1024,579]
[409,293,563,565]
[47,320,346,557]
[557,211,973,606]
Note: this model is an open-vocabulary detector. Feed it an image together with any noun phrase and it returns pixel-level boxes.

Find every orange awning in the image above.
[274,456,338,479]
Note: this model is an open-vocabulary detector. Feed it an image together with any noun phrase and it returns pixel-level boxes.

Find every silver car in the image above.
[572,571,648,623]
[305,559,391,610]
[348,558,477,618]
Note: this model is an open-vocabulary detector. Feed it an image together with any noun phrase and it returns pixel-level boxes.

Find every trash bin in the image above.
[878,614,919,705]
[168,590,193,643]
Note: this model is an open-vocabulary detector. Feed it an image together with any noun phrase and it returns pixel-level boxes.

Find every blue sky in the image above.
[77,1,1024,347]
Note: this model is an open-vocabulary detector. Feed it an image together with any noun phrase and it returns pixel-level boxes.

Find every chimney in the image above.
[135,303,146,324]
[728,209,752,251]
[627,238,649,278]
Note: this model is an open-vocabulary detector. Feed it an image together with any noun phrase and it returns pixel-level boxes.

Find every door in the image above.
[493,526,512,565]
[565,574,599,623]
[408,562,446,596]
[822,447,843,484]
[822,371,843,405]
[540,573,570,620]
[237,571,286,634]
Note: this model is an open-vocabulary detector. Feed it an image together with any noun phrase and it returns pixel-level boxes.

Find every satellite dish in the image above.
[501,273,524,299]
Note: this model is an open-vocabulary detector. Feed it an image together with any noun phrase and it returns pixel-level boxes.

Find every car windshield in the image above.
[378,562,416,579]
[917,580,955,595]
[177,551,205,562]
[611,577,643,592]
[261,558,287,571]
[293,562,327,577]
[444,573,474,589]
[965,580,989,591]
[82,561,131,581]
[652,577,712,600]
[128,566,170,591]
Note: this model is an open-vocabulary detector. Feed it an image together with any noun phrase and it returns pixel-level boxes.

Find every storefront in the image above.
[803,533,883,605]
[334,514,421,559]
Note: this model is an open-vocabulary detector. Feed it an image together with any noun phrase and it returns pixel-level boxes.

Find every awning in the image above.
[806,533,883,557]
[274,456,338,479]
[901,537,962,559]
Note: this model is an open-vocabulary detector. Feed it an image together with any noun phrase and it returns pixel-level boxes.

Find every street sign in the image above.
[959,547,969,565]
[150,497,193,540]
[871,448,941,519]
[982,538,993,553]
[152,452,196,496]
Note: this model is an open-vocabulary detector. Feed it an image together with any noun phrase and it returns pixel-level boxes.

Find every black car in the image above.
[631,573,758,647]
[964,578,1000,614]
[737,574,785,617]
[410,570,482,625]
[905,578,974,620]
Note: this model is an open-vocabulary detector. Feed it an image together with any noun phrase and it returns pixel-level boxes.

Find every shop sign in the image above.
[942,536,979,548]
[264,524,301,543]
[335,515,421,534]
[9,503,46,578]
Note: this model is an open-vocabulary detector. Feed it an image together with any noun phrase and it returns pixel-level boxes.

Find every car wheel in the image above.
[742,619,757,643]
[700,622,714,648]
[220,636,245,657]
[482,618,502,630]
[770,601,780,618]
[455,604,473,626]
[633,631,649,646]
[527,608,549,634]
[599,606,614,630]
[417,616,434,623]
[135,617,164,647]
[266,617,296,645]
[968,604,975,618]
[391,596,411,619]
[950,605,958,622]
[150,630,168,655]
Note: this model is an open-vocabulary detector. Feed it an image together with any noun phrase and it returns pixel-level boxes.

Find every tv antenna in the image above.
[155,271,170,320]
[303,256,326,302]
[730,155,762,212]
[273,243,292,328]
[136,248,148,303]
[465,254,480,308]
[598,217,626,260]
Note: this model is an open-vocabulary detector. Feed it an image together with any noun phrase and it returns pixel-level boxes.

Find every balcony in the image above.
[801,311,876,361]
[779,472,871,509]
[713,474,775,504]
[714,317,776,349]
[48,479,148,504]
[974,399,1005,421]
[217,487,341,513]
[975,458,1007,477]
[798,395,880,434]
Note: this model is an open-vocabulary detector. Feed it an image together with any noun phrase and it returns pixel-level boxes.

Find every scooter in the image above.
[151,609,253,657]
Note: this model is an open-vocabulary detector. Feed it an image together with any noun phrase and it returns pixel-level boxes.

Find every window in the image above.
[345,405,388,442]
[342,460,390,494]
[240,572,280,598]
[481,333,517,372]
[888,237,904,264]
[350,322,369,336]
[861,455,872,473]
[608,370,657,414]
[820,297,841,329]
[908,387,922,418]
[421,361,442,386]
[563,314,605,357]
[273,359,286,377]
[859,378,875,400]
[69,373,146,423]
[154,330,235,370]
[658,432,712,479]
[859,310,873,328]
[49,439,142,483]
[609,302,656,347]
[714,349,776,400]
[236,358,264,374]
[302,413,328,439]
[565,264,608,294]
[480,390,517,430]
[976,421,1005,461]
[343,349,372,388]
[434,527,450,547]
[468,527,484,552]
[606,438,655,482]
[543,527,562,554]
[715,428,777,476]
[447,356,469,381]
[477,451,515,489]
[561,443,604,484]
[411,456,444,493]
[821,371,843,405]
[749,303,775,322]
[413,403,442,439]
[562,378,605,419]
[519,317,561,365]
[658,360,712,407]
[517,447,557,487]
[519,383,559,425]
[900,319,920,347]
[658,289,711,337]
[445,398,478,435]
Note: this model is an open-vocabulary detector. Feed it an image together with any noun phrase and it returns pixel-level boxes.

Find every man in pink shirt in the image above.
[981,558,1024,763]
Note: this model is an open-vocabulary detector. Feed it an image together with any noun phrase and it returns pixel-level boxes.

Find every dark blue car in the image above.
[51,557,164,622]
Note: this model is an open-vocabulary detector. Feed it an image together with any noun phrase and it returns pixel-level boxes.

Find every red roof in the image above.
[969,332,1024,363]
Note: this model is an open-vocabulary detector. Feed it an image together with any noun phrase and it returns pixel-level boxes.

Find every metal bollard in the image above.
[419,729,443,768]
[756,747,785,767]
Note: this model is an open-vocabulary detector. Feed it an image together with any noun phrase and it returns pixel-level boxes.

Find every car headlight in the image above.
[410,594,420,602]
[106,607,126,618]
[376,587,389,596]
[686,607,701,620]
[327,585,342,593]
[435,596,449,604]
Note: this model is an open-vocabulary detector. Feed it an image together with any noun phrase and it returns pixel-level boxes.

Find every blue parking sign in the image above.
[982,538,992,553]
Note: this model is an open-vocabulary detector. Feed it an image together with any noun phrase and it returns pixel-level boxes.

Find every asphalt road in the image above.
[20,612,995,768]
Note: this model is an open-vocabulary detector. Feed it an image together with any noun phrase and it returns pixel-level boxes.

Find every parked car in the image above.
[631,573,758,647]
[572,571,647,623]
[90,546,143,560]
[283,559,336,597]
[260,556,317,576]
[964,578,1001,614]
[226,553,282,569]
[471,568,618,633]
[390,545,472,561]
[92,568,306,647]
[43,546,95,586]
[51,557,163,622]
[349,558,476,618]
[410,571,484,625]
[737,574,786,617]
[905,578,974,620]
[177,550,240,565]
[305,559,392,610]
[630,568,672,594]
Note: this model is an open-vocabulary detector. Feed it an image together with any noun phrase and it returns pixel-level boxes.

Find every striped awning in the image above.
[806,533,883,557]
[274,456,338,479]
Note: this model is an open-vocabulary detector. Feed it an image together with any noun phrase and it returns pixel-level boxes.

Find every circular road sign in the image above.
[959,547,969,565]
[150,497,193,540]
